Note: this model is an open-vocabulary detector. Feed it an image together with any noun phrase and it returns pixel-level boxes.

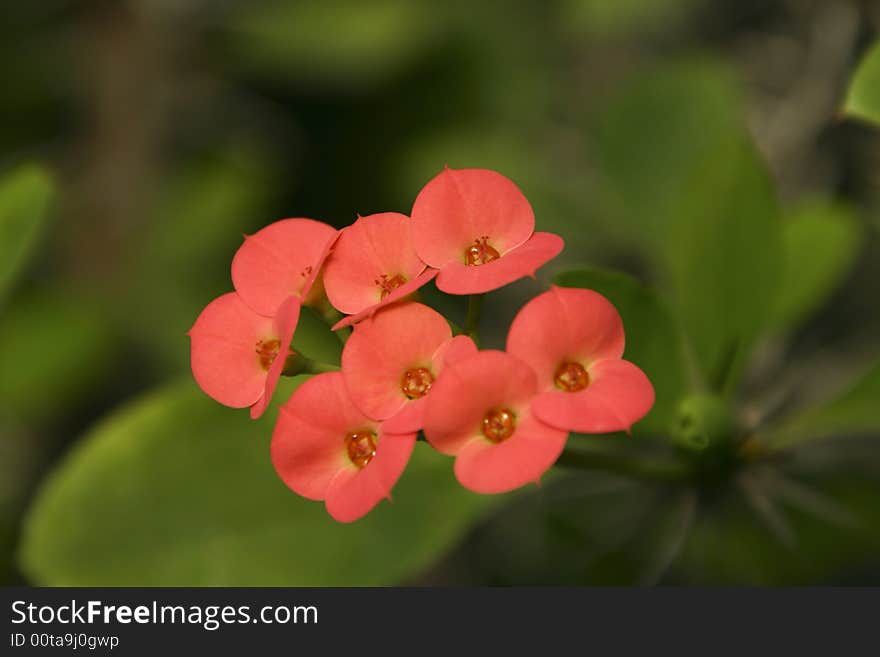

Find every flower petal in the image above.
[331,269,438,330]
[411,167,535,267]
[380,397,427,435]
[381,334,478,434]
[423,350,538,456]
[232,218,337,316]
[323,212,426,315]
[532,359,655,433]
[188,292,274,408]
[271,372,378,500]
[250,295,302,419]
[454,413,568,494]
[507,285,625,386]
[341,302,452,421]
[432,334,479,368]
[325,431,416,522]
[435,232,564,295]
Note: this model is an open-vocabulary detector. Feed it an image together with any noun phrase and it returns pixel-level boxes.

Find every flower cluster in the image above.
[189,167,654,522]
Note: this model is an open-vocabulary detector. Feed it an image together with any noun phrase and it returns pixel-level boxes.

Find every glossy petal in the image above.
[325,432,416,522]
[331,268,438,330]
[271,372,378,500]
[532,359,655,433]
[231,218,337,316]
[411,167,535,267]
[423,350,539,456]
[454,413,568,494]
[507,285,625,385]
[323,212,426,315]
[341,302,452,422]
[250,295,302,419]
[435,232,564,295]
[188,292,276,408]
[382,334,478,434]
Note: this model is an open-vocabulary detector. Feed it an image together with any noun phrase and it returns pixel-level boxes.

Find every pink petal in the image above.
[380,334,478,435]
[325,431,417,523]
[188,292,275,408]
[341,302,452,422]
[435,232,564,295]
[232,218,337,317]
[411,167,535,268]
[432,334,479,368]
[271,372,378,500]
[380,397,428,435]
[331,268,438,330]
[507,285,625,386]
[422,350,538,456]
[250,295,302,419]
[532,359,655,433]
[323,212,426,315]
[454,413,568,494]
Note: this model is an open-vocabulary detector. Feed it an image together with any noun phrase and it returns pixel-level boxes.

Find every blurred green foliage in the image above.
[450,468,880,585]
[20,379,495,586]
[2,0,880,586]
[0,290,115,426]
[591,60,782,390]
[771,201,862,332]
[561,0,698,38]
[0,165,53,305]
[763,363,880,450]
[226,0,446,88]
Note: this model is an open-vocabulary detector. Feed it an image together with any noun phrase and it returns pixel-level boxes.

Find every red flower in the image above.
[232,218,337,316]
[322,212,438,329]
[422,350,568,494]
[341,302,477,434]
[410,167,563,294]
[271,372,416,522]
[188,293,300,419]
[506,286,654,433]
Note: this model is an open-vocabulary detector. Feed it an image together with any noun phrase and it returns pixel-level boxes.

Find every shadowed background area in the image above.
[1,0,879,585]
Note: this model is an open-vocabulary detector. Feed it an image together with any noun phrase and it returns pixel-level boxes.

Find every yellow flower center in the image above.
[481,407,516,443]
[401,367,434,399]
[255,339,281,371]
[464,237,500,266]
[554,361,590,392]
[345,431,377,468]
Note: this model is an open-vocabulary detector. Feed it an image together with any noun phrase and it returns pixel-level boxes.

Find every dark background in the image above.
[1,0,879,586]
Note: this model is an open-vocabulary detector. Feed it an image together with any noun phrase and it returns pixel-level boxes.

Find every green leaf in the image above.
[591,59,743,245]
[19,380,492,585]
[591,61,783,388]
[770,200,861,331]
[763,362,880,450]
[554,267,688,434]
[0,164,53,303]
[666,137,782,391]
[843,41,880,126]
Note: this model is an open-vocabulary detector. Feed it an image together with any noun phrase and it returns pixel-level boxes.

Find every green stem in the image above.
[555,446,691,483]
[304,360,341,374]
[283,353,340,376]
[465,294,484,344]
